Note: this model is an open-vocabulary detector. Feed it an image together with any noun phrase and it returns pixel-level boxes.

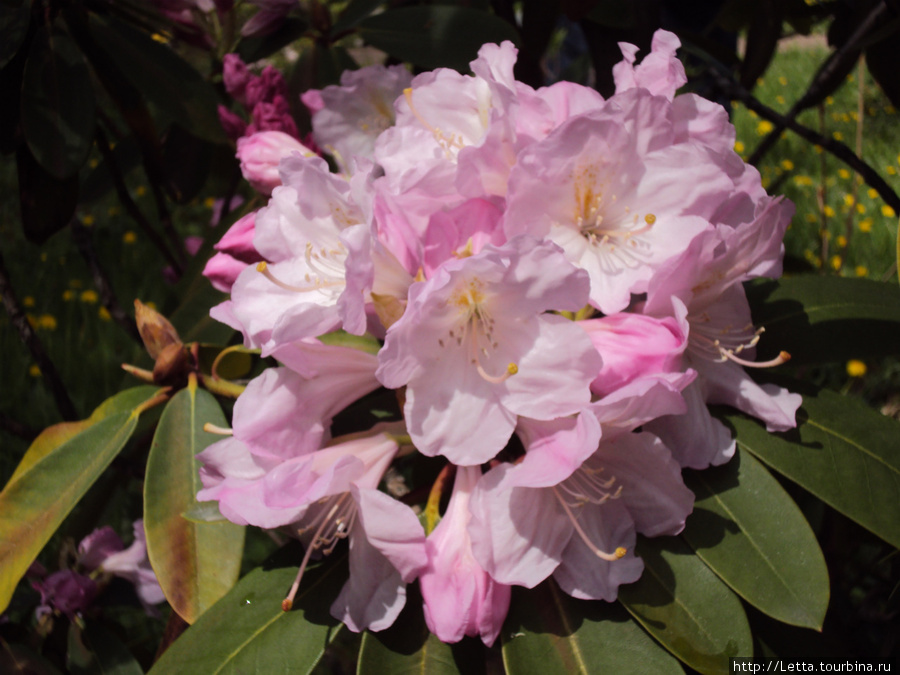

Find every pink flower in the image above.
[469,376,694,597]
[376,237,600,465]
[644,197,800,468]
[203,211,264,293]
[99,520,166,609]
[199,423,427,632]
[612,29,687,101]
[303,65,413,167]
[236,131,316,196]
[420,466,510,646]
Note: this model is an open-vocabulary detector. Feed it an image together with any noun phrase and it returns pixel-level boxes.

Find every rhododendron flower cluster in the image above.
[200,30,800,646]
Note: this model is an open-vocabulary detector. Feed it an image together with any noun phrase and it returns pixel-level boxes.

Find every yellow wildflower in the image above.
[123,231,137,244]
[29,364,41,377]
[882,205,896,218]
[80,290,99,304]
[855,265,868,277]
[859,218,873,232]
[781,159,794,171]
[846,360,866,377]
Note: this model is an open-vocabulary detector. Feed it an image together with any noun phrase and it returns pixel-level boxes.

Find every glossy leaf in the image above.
[502,580,682,674]
[21,27,95,179]
[9,386,161,485]
[144,379,244,624]
[0,0,29,70]
[89,15,225,144]
[357,584,484,675]
[682,448,829,630]
[67,621,144,675]
[332,0,385,33]
[747,276,900,365]
[148,545,347,674]
[618,536,753,674]
[723,380,900,549]
[0,387,164,614]
[357,6,520,72]
[16,135,78,243]
[237,17,308,63]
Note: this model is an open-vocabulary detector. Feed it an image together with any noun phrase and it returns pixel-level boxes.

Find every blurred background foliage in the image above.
[1,0,899,671]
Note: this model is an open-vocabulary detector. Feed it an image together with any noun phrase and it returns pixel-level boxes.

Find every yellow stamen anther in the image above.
[644,213,656,225]
[507,362,518,376]
[614,547,627,559]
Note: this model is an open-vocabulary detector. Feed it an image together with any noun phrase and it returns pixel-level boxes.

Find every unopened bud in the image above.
[135,300,182,360]
[152,342,191,386]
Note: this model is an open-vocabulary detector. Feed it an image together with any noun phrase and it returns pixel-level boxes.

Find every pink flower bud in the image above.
[236,131,314,195]
[218,105,247,141]
[203,212,263,293]
[248,96,298,138]
[223,53,252,105]
[580,313,686,398]
[420,466,511,646]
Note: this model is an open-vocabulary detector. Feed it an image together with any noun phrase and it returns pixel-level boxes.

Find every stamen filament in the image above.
[553,487,626,562]
[282,494,352,611]
[202,423,233,436]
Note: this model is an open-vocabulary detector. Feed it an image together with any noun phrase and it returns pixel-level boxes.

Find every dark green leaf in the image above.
[618,536,753,674]
[148,545,347,674]
[584,0,638,28]
[237,17,308,63]
[747,276,900,365]
[358,6,520,72]
[357,584,484,675]
[502,580,682,674]
[332,0,385,34]
[0,387,163,613]
[0,642,62,675]
[145,381,244,624]
[162,124,213,203]
[67,621,144,675]
[723,379,900,549]
[866,29,900,108]
[16,144,78,243]
[683,448,829,630]
[89,15,225,144]
[170,270,231,344]
[21,27,95,179]
[0,0,29,70]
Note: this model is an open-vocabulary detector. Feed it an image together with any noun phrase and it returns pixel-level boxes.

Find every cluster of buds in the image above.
[199,31,800,644]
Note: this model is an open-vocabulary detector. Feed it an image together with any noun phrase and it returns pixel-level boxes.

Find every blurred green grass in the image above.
[731,41,900,280]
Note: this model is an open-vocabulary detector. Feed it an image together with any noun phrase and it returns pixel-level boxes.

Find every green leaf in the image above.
[21,27,95,179]
[144,379,244,624]
[89,15,225,144]
[357,584,484,675]
[618,536,753,674]
[170,271,232,344]
[148,545,346,674]
[9,386,161,485]
[0,0,29,70]
[318,330,382,356]
[682,448,829,630]
[357,6,520,72]
[0,387,163,614]
[723,379,900,549]
[67,621,144,675]
[237,17,308,63]
[502,580,682,674]
[746,276,900,365]
[15,143,78,243]
[332,0,385,34]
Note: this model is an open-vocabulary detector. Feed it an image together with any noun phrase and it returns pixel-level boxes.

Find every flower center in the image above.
[571,165,656,271]
[439,278,518,384]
